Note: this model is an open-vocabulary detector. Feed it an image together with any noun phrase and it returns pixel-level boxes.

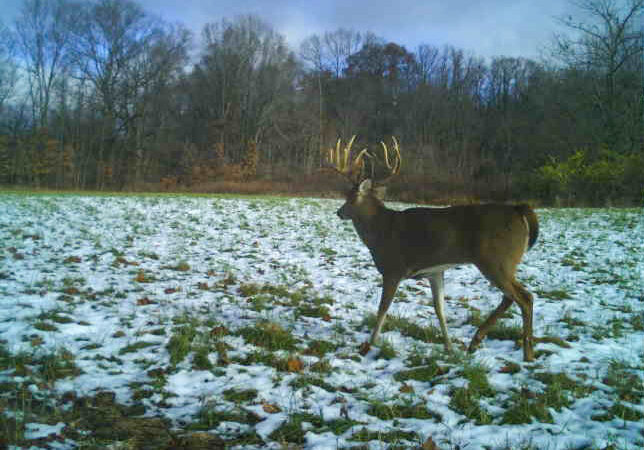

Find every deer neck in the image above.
[351,203,394,249]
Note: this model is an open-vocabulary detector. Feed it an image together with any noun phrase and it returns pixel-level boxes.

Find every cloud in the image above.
[1,0,575,60]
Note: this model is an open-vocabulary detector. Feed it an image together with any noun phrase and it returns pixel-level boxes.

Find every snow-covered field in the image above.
[1,193,643,449]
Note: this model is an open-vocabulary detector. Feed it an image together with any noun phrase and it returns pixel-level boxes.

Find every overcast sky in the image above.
[1,0,576,60]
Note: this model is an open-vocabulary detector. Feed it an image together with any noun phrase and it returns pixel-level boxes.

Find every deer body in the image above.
[327,138,539,361]
[347,203,536,278]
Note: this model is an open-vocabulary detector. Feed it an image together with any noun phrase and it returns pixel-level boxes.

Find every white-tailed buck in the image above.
[326,136,539,361]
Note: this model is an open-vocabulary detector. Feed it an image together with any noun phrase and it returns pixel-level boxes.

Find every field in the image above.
[1,193,643,449]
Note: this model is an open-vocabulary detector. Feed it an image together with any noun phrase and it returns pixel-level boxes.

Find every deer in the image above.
[325,136,540,361]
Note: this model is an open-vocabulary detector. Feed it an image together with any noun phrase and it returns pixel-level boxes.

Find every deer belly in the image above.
[409,264,457,279]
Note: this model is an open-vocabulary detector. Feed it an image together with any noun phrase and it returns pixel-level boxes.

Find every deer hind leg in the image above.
[511,281,535,361]
[468,294,513,353]
[470,263,535,361]
[429,272,452,353]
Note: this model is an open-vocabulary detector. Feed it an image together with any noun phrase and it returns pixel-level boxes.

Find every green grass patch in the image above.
[235,350,290,371]
[187,403,261,432]
[268,413,323,444]
[534,372,594,397]
[560,312,586,327]
[350,427,419,444]
[486,321,523,342]
[394,358,448,383]
[303,339,339,357]
[119,341,156,355]
[502,372,594,424]
[167,324,198,366]
[37,350,83,382]
[238,283,299,301]
[377,338,397,360]
[449,363,495,425]
[629,313,644,331]
[222,388,258,404]
[591,320,626,340]
[561,255,587,271]
[33,321,59,332]
[268,412,364,443]
[368,401,441,421]
[609,403,644,422]
[362,314,442,343]
[237,321,298,351]
[450,387,493,425]
[295,302,331,319]
[50,314,74,324]
[536,289,573,300]
[502,388,555,424]
[290,375,337,392]
[192,344,213,370]
[602,360,644,404]
[169,260,191,271]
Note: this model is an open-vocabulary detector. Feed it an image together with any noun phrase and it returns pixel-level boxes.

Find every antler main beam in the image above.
[381,136,401,174]
[324,135,369,183]
[373,136,401,184]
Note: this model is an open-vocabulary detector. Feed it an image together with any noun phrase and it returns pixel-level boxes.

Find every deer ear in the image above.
[373,185,386,200]
[358,179,372,193]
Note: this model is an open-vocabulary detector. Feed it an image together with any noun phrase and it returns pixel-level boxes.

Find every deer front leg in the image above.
[429,272,451,353]
[359,275,400,355]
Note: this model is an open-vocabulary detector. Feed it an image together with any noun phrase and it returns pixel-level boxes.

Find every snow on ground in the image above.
[0,193,643,449]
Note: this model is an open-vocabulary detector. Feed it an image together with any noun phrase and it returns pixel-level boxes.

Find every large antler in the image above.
[324,135,370,184]
[372,136,401,185]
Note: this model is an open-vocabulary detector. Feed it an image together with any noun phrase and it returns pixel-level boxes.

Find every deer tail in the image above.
[516,204,539,250]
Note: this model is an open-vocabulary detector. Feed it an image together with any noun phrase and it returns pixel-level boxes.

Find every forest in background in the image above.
[0,0,642,205]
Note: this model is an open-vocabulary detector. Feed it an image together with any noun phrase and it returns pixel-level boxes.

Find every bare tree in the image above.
[67,0,189,188]
[323,28,363,78]
[14,0,74,128]
[553,0,644,150]
[300,34,328,157]
[195,15,296,165]
[555,0,643,72]
[416,44,440,84]
[0,21,18,114]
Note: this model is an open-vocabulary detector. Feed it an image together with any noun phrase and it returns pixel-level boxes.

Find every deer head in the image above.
[325,136,401,221]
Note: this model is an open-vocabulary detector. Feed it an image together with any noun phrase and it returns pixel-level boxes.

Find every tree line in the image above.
[0,0,642,205]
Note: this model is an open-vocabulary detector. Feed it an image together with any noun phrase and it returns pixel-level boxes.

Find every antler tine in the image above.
[323,135,370,183]
[349,147,369,176]
[390,136,401,174]
[334,138,343,171]
[343,135,356,172]
[379,137,402,174]
[380,141,393,170]
[370,136,401,185]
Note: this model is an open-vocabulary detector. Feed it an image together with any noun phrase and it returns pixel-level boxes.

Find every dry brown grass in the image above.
[45,163,529,205]
[125,171,522,205]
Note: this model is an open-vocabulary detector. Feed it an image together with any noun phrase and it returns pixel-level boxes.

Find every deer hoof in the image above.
[358,342,371,356]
